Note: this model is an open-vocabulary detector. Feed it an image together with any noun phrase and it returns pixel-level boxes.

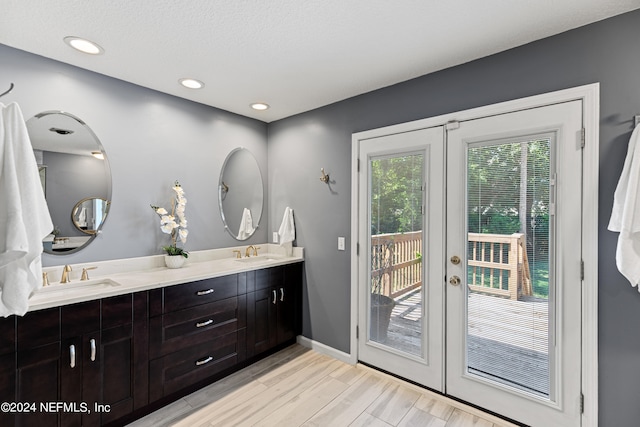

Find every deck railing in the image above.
[371,231,532,301]
[468,233,532,300]
[371,231,422,299]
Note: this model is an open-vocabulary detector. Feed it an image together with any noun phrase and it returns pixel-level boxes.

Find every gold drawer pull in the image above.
[195,356,213,366]
[196,319,214,328]
[196,289,214,296]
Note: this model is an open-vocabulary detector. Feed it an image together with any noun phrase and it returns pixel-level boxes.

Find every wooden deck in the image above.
[384,289,550,396]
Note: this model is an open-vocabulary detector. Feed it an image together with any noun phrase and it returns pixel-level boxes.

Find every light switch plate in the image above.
[338,237,345,251]
[273,232,279,243]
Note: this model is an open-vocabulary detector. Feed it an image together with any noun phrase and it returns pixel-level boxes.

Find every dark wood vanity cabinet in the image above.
[148,274,247,402]
[3,261,302,426]
[8,292,148,427]
[246,263,302,358]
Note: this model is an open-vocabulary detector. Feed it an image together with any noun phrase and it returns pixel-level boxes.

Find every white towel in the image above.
[0,102,53,316]
[77,206,87,227]
[237,208,255,240]
[278,207,295,256]
[608,124,640,290]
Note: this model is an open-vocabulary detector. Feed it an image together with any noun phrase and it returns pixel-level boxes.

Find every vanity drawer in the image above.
[150,296,245,358]
[154,275,239,314]
[149,329,245,401]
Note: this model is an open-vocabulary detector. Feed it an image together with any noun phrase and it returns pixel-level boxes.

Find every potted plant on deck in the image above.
[151,181,189,268]
[370,239,396,342]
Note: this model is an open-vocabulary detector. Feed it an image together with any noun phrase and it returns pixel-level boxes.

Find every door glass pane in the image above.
[369,153,423,357]
[466,138,553,398]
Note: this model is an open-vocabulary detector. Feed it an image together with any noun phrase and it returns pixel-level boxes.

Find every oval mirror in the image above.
[218,148,263,240]
[71,197,110,235]
[27,111,112,254]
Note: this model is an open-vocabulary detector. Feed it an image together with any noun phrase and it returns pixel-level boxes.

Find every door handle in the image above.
[450,255,461,265]
[280,287,284,302]
[272,290,277,304]
[90,338,96,362]
[449,275,461,286]
[70,344,76,368]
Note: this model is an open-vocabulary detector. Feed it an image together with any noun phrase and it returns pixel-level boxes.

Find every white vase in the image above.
[164,255,185,269]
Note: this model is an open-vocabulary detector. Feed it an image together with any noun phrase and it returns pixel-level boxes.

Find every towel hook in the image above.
[320,168,330,184]
[0,83,15,99]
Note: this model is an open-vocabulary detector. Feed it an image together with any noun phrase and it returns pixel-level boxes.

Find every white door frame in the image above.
[350,83,599,426]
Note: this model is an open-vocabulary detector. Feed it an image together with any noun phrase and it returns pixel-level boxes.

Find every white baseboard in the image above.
[296,336,354,365]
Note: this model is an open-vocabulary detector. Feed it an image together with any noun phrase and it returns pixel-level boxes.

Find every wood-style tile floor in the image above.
[127,344,520,427]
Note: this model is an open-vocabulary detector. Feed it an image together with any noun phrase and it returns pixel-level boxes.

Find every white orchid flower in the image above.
[155,207,168,215]
[160,215,175,224]
[179,228,189,243]
[161,220,177,234]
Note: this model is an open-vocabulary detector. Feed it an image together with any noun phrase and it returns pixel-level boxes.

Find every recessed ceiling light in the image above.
[179,78,204,89]
[63,36,104,55]
[251,103,270,111]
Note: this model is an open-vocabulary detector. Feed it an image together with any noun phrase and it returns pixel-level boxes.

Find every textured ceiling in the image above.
[1,1,639,122]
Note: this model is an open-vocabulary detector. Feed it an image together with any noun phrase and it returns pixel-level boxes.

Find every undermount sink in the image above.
[37,278,121,295]
[234,254,285,264]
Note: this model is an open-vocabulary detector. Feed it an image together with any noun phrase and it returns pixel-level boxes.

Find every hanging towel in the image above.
[237,208,255,240]
[0,102,53,316]
[278,207,295,256]
[77,206,87,227]
[608,123,640,290]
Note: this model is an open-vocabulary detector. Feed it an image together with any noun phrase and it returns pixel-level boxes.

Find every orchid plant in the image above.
[151,181,189,258]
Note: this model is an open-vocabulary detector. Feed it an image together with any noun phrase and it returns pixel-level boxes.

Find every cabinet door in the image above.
[275,282,297,345]
[278,263,303,344]
[16,342,62,427]
[246,288,277,358]
[16,308,61,427]
[0,316,15,427]
[98,293,148,425]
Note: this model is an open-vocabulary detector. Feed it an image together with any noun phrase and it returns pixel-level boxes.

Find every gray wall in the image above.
[0,44,269,266]
[268,9,640,426]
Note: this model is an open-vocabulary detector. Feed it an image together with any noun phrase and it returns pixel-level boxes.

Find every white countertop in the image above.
[31,244,304,312]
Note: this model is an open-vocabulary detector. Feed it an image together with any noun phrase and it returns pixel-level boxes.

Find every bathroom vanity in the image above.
[0,246,303,427]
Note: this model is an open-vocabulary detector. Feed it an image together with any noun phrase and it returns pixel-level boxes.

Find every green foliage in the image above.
[162,245,189,258]
[370,154,423,234]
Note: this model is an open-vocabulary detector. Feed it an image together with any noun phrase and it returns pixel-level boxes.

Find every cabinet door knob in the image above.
[272,290,277,305]
[90,338,96,362]
[69,344,76,368]
[196,289,215,296]
[195,356,213,366]
[196,319,214,328]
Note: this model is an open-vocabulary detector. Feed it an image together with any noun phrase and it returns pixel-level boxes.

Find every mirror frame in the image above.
[218,147,263,241]
[28,110,112,255]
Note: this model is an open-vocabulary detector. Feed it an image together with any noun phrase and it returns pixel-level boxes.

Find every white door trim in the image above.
[350,83,599,426]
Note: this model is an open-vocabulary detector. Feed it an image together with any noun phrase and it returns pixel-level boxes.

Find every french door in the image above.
[357,127,445,390]
[356,100,584,427]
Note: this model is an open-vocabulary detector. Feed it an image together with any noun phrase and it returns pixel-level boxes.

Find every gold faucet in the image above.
[81,266,97,281]
[244,245,261,257]
[60,265,72,283]
[42,272,49,287]
[233,250,242,259]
